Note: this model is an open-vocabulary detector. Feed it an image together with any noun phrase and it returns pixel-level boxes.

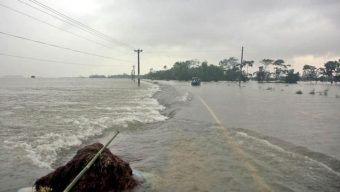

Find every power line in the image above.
[144,50,231,54]
[16,0,110,44]
[18,0,134,49]
[0,3,113,49]
[26,0,114,44]
[0,31,131,62]
[0,52,116,67]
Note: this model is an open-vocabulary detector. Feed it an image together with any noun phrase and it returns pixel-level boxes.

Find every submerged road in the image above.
[111,81,340,192]
[197,95,271,192]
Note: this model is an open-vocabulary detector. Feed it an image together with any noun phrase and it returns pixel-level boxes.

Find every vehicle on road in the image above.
[191,77,201,86]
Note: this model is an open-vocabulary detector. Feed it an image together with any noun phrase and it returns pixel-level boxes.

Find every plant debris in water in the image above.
[34,143,137,192]
[296,90,303,94]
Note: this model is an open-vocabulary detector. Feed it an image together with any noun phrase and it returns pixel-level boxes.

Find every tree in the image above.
[242,60,254,68]
[272,59,286,80]
[324,60,340,83]
[317,67,327,82]
[257,59,274,81]
[285,69,300,83]
[256,66,267,82]
[260,59,274,71]
[146,60,226,81]
[219,57,239,70]
[302,64,317,82]
[172,61,191,80]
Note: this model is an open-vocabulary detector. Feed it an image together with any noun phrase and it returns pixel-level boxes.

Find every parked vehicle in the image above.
[191,77,201,86]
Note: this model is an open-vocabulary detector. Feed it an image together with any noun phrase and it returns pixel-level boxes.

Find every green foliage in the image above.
[255,66,267,82]
[255,59,289,82]
[147,59,244,82]
[260,59,274,71]
[147,58,340,84]
[273,59,285,66]
[302,64,317,81]
[219,57,239,70]
[324,60,340,83]
[285,69,300,83]
[243,60,254,68]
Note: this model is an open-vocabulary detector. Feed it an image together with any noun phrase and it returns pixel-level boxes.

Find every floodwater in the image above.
[0,78,340,191]
[0,78,166,191]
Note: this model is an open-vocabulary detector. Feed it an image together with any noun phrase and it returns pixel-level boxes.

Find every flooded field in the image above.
[113,81,340,192]
[1,79,339,191]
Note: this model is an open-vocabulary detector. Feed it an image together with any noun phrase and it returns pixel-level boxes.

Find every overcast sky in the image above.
[0,0,339,77]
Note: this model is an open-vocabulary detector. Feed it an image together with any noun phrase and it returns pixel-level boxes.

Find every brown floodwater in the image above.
[1,79,339,191]
[110,81,340,192]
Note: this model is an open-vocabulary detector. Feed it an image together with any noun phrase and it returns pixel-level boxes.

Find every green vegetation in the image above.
[147,58,258,82]
[255,59,300,83]
[147,60,229,82]
[302,59,340,83]
[146,58,339,84]
[89,74,106,78]
[89,74,130,79]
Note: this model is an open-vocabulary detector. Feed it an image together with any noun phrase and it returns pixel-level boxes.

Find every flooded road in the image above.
[111,81,340,192]
[2,79,339,191]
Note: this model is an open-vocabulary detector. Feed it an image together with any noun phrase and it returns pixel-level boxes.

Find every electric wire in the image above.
[18,0,135,49]
[4,1,228,55]
[0,31,131,62]
[28,0,133,49]
[16,0,110,43]
[0,3,114,49]
[26,0,115,43]
[0,52,117,67]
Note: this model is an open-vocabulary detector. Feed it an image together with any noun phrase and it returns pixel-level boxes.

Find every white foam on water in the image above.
[4,132,83,169]
[2,80,168,169]
[303,155,340,177]
[17,187,33,192]
[235,131,340,177]
[176,92,191,102]
[235,131,286,153]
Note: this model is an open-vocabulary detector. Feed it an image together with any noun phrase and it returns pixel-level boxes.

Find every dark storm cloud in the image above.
[0,0,339,76]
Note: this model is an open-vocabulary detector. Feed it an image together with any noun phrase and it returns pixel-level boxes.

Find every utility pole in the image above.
[134,49,143,86]
[131,65,135,81]
[239,46,244,87]
[133,65,135,82]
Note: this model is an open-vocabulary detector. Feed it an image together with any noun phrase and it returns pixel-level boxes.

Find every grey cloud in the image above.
[0,0,339,76]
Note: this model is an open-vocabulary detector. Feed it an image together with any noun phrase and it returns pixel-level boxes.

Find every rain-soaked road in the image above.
[110,81,340,192]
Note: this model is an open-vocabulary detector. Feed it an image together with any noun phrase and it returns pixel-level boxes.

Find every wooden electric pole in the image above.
[134,49,143,86]
[132,65,135,81]
[239,46,244,87]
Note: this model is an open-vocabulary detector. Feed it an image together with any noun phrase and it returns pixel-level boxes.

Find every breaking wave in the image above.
[2,80,167,169]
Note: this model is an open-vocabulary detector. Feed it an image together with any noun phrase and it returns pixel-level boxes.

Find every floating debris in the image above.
[324,89,328,96]
[34,143,137,192]
[309,89,315,95]
[296,90,303,94]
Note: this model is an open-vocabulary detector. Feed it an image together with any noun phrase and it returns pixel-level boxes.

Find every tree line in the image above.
[302,60,340,83]
[146,57,340,83]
